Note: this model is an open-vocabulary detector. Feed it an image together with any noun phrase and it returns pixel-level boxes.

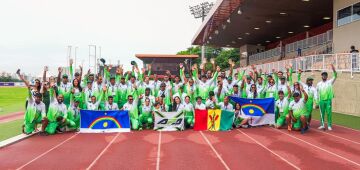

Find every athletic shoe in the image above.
[301,128,305,134]
[327,126,332,131]
[305,125,309,131]
[39,132,48,136]
[241,125,249,128]
[56,128,64,134]
[318,126,325,130]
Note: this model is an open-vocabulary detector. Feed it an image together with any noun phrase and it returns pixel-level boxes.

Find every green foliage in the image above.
[177,46,240,70]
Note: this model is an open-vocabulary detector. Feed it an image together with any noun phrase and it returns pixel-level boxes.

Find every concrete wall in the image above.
[297,71,360,116]
[333,0,360,53]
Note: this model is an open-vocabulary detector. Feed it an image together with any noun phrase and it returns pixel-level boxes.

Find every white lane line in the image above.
[274,128,360,167]
[86,133,120,170]
[236,129,300,170]
[199,131,230,170]
[156,131,162,170]
[17,133,79,170]
[312,119,360,132]
[315,130,360,145]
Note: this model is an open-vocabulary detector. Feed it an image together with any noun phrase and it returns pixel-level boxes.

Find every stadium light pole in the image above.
[189,1,214,64]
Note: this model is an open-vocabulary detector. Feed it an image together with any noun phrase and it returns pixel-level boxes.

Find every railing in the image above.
[248,47,281,62]
[285,30,333,54]
[242,53,360,78]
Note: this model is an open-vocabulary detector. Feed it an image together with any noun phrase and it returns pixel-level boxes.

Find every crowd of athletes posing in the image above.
[17,59,337,135]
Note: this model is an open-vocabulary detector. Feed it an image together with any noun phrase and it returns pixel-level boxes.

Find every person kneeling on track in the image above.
[40,87,69,135]
[23,90,46,135]
[275,87,291,129]
[288,85,308,134]
[139,98,154,130]
[66,96,81,131]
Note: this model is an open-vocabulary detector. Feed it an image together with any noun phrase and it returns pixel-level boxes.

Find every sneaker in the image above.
[56,128,64,134]
[304,125,309,131]
[39,131,48,136]
[318,126,325,130]
[327,126,332,131]
[241,125,249,128]
[301,128,305,134]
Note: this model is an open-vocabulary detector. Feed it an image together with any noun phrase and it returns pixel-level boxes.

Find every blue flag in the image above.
[230,97,275,126]
[80,110,130,133]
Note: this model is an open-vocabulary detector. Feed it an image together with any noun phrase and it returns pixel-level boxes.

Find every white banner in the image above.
[241,110,275,126]
[154,111,184,131]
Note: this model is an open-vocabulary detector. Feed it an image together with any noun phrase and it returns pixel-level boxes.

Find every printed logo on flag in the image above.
[154,111,184,131]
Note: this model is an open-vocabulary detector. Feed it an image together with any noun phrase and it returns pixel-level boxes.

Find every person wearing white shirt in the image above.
[104,96,119,111]
[218,96,234,112]
[195,97,206,110]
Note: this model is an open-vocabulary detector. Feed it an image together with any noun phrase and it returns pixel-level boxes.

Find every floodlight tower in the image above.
[189,1,214,63]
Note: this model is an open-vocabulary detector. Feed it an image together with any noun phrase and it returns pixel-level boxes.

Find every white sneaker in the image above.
[328,126,332,131]
[318,126,325,130]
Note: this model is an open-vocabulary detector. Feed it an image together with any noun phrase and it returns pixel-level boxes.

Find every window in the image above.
[337,6,352,26]
[353,2,360,22]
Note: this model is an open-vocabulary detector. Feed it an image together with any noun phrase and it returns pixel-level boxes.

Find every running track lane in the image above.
[202,130,297,169]
[273,128,360,166]
[89,131,159,169]
[310,120,360,142]
[240,128,359,169]
[19,133,117,170]
[160,130,226,170]
[0,133,76,169]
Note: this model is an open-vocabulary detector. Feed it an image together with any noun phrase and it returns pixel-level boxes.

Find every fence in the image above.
[285,30,333,54]
[248,47,281,62]
[242,53,360,78]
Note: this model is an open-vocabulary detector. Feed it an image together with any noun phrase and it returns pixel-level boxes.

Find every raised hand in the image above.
[79,65,83,71]
[69,59,73,65]
[199,63,204,70]
[87,69,91,75]
[210,58,215,64]
[58,67,63,73]
[179,63,184,69]
[44,66,49,72]
[147,64,152,70]
[330,64,335,71]
[16,69,21,75]
[141,68,146,73]
[216,66,221,72]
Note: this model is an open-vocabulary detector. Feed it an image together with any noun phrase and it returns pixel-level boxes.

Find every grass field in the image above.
[0,119,23,141]
[0,87,27,116]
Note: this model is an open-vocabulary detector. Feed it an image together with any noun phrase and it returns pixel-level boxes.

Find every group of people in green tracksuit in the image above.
[17,59,337,135]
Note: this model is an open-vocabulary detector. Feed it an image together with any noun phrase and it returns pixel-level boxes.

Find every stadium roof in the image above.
[192,0,333,48]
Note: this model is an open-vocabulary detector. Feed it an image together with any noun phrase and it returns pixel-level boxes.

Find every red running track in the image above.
[0,123,359,170]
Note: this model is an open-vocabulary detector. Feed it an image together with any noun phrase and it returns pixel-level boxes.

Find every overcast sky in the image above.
[0,0,210,76]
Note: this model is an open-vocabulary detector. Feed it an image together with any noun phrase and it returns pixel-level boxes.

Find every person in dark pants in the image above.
[350,46,359,71]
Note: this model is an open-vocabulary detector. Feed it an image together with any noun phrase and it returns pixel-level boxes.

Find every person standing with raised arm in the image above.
[57,67,72,107]
[297,69,317,126]
[316,64,337,131]
[192,65,219,103]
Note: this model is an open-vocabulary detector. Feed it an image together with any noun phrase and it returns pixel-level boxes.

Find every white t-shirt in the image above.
[104,102,119,110]
[195,103,206,110]
[218,102,234,111]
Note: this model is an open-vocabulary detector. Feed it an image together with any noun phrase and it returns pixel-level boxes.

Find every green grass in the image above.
[0,119,23,142]
[0,87,27,116]
[311,109,360,130]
